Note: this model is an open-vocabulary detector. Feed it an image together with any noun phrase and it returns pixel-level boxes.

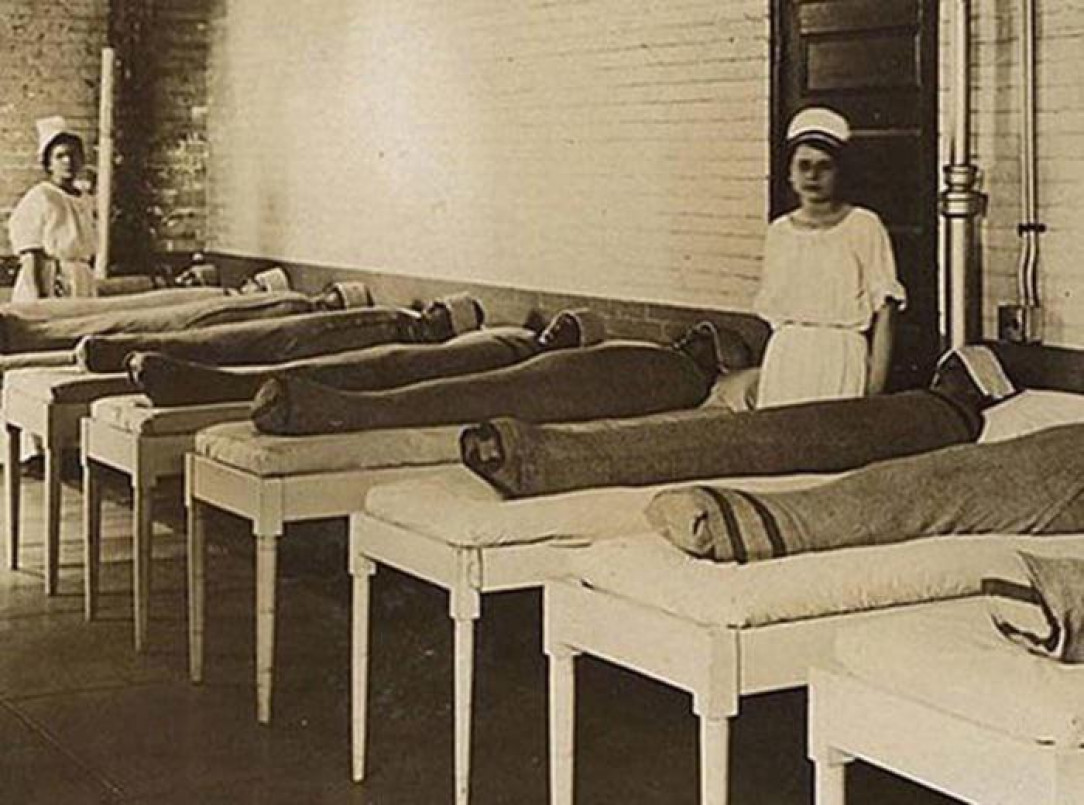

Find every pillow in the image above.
[980,389,1084,443]
[701,367,759,412]
[931,345,1017,413]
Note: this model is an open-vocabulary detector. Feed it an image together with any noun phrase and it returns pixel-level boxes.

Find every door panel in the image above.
[773,0,940,388]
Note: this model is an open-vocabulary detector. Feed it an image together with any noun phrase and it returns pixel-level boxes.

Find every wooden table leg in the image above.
[548,645,578,805]
[43,445,62,596]
[132,478,155,652]
[351,557,376,783]
[4,423,21,571]
[187,496,207,684]
[450,560,481,805]
[83,456,103,621]
[255,530,280,725]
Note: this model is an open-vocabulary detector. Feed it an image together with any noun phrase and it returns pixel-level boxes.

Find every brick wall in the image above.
[0,0,210,274]
[948,2,1084,348]
[0,0,109,268]
[206,0,771,313]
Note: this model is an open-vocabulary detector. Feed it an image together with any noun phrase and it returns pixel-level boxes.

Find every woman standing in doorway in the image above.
[754,107,905,408]
[7,116,97,301]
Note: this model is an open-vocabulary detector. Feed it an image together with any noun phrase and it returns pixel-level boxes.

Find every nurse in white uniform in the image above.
[7,116,97,302]
[754,107,906,409]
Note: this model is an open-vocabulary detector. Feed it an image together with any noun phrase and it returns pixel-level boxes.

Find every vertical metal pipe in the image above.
[940,0,983,349]
[951,0,971,166]
[1016,0,1040,308]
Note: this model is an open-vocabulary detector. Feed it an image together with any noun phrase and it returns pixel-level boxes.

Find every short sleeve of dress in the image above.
[752,221,788,326]
[7,185,46,254]
[863,212,907,311]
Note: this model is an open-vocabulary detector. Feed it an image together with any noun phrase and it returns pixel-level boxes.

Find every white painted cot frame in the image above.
[3,382,91,595]
[808,665,1084,805]
[184,455,455,726]
[81,401,252,652]
[543,577,958,805]
[82,415,194,649]
[348,510,570,805]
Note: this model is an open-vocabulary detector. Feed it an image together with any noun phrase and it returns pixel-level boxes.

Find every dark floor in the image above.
[0,465,961,804]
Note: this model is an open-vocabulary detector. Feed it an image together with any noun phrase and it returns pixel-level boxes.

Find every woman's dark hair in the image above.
[41,133,85,171]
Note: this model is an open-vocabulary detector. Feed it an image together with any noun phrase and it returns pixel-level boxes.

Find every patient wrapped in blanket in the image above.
[76,293,485,373]
[458,342,1008,497]
[0,286,221,320]
[460,388,981,497]
[646,424,1084,564]
[126,308,606,407]
[1,291,314,355]
[249,322,733,435]
[985,551,1084,664]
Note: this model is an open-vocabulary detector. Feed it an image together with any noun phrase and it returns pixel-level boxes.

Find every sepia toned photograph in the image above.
[0,1,1082,803]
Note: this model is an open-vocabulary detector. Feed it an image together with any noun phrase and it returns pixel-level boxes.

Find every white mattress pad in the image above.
[574,531,1084,628]
[363,467,835,549]
[3,366,133,405]
[90,394,252,437]
[834,592,1084,747]
[195,421,464,477]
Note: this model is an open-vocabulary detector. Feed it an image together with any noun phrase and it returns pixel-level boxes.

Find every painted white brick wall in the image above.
[208,1,1082,345]
[207,0,771,311]
[948,1,1084,347]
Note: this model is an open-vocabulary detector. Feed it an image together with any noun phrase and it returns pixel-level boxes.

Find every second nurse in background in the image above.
[754,107,906,408]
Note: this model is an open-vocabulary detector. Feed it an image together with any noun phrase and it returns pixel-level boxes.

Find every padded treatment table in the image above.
[81,395,252,650]
[185,421,464,725]
[345,467,831,804]
[809,598,1084,805]
[2,367,136,593]
[545,533,1084,805]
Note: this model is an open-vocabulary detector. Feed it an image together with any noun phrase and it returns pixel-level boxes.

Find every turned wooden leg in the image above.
[132,478,155,652]
[450,570,481,805]
[351,558,376,783]
[698,714,731,805]
[4,423,21,571]
[547,645,578,805]
[255,530,280,725]
[82,457,103,621]
[187,496,207,684]
[813,755,848,805]
[43,445,62,596]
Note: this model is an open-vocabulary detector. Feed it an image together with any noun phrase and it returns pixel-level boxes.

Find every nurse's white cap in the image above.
[36,115,79,159]
[786,107,851,150]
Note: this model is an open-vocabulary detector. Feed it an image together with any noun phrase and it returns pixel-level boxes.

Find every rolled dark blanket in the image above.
[251,339,715,436]
[129,326,545,406]
[461,389,982,498]
[77,305,422,373]
[3,291,313,355]
[646,424,1084,564]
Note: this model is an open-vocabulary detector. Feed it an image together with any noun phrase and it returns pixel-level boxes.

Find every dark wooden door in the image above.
[772,0,940,388]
